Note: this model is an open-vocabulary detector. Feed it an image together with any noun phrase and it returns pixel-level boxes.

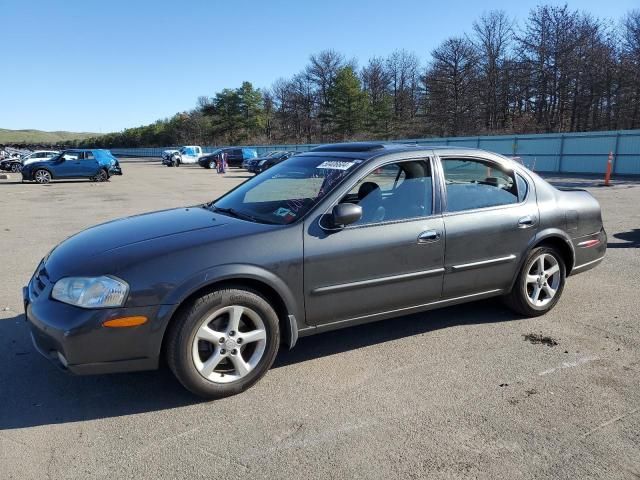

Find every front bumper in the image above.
[24,275,167,375]
[109,165,123,176]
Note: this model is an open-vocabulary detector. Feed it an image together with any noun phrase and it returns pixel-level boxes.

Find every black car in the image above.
[254,151,296,174]
[0,157,23,173]
[198,147,258,169]
[24,143,606,399]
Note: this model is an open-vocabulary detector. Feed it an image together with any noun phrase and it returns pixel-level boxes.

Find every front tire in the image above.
[166,287,280,399]
[10,163,21,173]
[34,169,51,184]
[505,247,566,317]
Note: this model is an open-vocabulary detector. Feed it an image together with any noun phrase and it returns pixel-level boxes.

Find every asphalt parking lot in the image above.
[1,160,639,479]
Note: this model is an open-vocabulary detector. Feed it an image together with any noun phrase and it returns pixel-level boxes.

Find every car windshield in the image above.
[209,156,359,225]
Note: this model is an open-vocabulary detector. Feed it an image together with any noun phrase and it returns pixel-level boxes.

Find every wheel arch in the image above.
[32,166,54,180]
[509,229,575,291]
[158,268,301,362]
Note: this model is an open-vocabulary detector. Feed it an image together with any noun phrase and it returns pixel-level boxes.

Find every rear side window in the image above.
[84,151,95,160]
[442,158,519,212]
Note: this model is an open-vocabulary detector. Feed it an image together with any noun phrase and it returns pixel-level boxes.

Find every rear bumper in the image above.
[24,284,165,375]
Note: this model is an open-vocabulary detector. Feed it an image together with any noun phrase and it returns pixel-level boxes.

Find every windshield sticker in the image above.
[274,207,294,217]
[316,161,354,170]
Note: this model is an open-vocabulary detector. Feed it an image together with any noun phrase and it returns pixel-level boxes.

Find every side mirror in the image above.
[331,203,362,228]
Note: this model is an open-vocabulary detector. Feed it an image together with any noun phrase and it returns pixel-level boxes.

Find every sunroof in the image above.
[310,143,386,153]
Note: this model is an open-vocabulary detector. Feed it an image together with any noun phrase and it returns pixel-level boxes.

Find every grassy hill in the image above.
[0,128,102,144]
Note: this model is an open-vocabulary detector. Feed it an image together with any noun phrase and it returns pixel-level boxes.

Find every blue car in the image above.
[21,149,122,184]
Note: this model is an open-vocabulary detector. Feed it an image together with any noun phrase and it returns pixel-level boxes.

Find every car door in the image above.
[79,150,100,176]
[438,155,538,298]
[53,152,81,178]
[303,158,445,326]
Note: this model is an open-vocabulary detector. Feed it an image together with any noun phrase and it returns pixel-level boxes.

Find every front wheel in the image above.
[34,169,51,184]
[504,247,566,317]
[10,163,21,173]
[166,287,280,399]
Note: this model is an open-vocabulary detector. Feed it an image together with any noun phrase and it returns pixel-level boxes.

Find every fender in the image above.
[508,228,576,291]
[155,263,303,351]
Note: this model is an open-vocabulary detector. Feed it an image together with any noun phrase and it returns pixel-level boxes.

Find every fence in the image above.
[109,129,640,175]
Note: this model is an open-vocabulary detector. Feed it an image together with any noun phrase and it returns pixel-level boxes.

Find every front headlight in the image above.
[52,276,129,308]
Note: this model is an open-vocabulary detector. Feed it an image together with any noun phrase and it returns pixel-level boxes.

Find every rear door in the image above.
[79,150,100,176]
[438,155,538,298]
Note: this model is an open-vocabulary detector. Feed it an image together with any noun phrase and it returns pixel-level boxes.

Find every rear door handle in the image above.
[417,230,441,243]
[518,216,536,228]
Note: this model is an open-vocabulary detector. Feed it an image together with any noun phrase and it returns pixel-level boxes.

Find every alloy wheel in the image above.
[34,170,51,184]
[11,163,21,173]
[524,253,561,307]
[191,305,267,384]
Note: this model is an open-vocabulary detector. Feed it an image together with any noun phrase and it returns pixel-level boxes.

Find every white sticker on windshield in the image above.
[317,161,354,170]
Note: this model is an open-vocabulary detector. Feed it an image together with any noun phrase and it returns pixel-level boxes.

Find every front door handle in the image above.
[417,230,441,243]
[518,216,536,228]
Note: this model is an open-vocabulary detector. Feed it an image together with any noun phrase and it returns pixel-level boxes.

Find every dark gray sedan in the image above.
[25,143,606,398]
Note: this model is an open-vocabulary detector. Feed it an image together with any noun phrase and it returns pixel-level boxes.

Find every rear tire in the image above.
[166,287,280,399]
[94,168,109,182]
[504,247,566,317]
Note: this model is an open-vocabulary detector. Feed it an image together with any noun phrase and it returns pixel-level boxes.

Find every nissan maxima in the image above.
[24,143,606,398]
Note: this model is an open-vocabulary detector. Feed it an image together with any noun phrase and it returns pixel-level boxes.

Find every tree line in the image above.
[80,5,640,149]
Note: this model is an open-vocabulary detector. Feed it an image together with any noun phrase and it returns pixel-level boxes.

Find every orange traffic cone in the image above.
[604,151,614,187]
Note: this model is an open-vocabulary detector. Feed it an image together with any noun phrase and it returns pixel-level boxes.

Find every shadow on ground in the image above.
[0,299,519,430]
[608,229,640,249]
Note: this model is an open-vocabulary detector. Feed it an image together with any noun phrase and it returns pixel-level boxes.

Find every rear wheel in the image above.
[505,247,566,316]
[166,287,280,399]
[209,160,216,170]
[94,168,109,182]
[34,169,51,184]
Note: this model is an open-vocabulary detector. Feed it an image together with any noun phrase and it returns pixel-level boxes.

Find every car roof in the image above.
[301,142,515,169]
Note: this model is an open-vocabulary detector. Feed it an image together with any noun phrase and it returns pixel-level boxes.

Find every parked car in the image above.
[198,147,258,169]
[253,151,297,174]
[24,143,606,399]
[0,150,59,173]
[242,151,281,170]
[163,146,204,167]
[21,149,122,184]
[161,149,180,163]
[22,150,61,165]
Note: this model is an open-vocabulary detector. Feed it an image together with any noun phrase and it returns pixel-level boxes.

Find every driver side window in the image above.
[345,160,433,226]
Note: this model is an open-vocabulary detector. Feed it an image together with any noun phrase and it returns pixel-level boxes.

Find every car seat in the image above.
[357,182,385,223]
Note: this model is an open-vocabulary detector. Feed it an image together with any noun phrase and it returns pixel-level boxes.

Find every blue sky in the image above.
[1,0,637,133]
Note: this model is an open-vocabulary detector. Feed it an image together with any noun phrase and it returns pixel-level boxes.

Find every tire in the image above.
[209,160,216,170]
[166,287,280,399]
[94,168,109,182]
[504,246,566,317]
[34,169,51,184]
[10,163,21,173]
[175,158,180,167]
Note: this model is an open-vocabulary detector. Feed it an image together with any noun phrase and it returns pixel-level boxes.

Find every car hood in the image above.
[43,207,269,280]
